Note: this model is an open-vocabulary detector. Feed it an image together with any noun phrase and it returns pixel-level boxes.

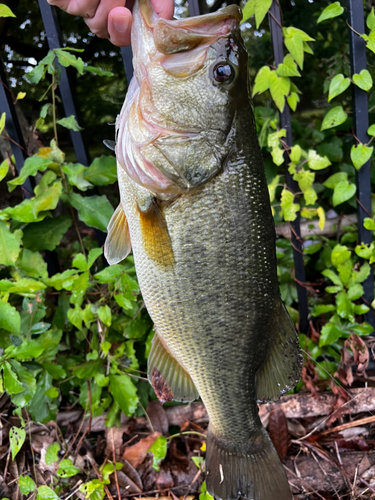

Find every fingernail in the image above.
[113,16,130,33]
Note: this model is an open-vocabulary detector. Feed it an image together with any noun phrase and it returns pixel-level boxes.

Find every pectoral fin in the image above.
[104,204,131,265]
[137,198,174,268]
[148,332,199,404]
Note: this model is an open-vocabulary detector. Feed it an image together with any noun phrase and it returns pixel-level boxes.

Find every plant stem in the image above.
[52,72,58,147]
[167,431,206,441]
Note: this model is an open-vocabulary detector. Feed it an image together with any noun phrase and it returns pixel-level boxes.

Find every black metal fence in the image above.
[0,0,374,332]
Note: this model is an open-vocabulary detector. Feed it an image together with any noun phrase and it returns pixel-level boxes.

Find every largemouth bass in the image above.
[105,1,302,498]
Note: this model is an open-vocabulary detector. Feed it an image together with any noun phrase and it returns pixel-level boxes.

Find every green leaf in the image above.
[241,0,255,22]
[350,262,371,284]
[354,304,370,315]
[322,269,343,287]
[2,200,50,223]
[323,172,348,189]
[19,476,36,495]
[97,305,112,327]
[328,74,350,102]
[45,442,60,465]
[355,242,374,260]
[22,215,72,252]
[280,189,300,221]
[332,180,356,206]
[317,2,344,23]
[54,48,84,74]
[254,0,272,28]
[36,485,60,500]
[72,359,102,379]
[79,480,105,500]
[17,249,48,280]
[109,374,138,416]
[331,244,351,267]
[268,71,290,112]
[312,304,336,317]
[351,143,373,170]
[83,156,117,186]
[9,426,26,460]
[0,4,15,17]
[3,361,23,394]
[0,300,20,333]
[290,145,301,163]
[148,435,167,471]
[45,387,59,398]
[364,218,375,231]
[283,30,304,69]
[267,175,280,203]
[62,163,93,191]
[321,106,348,131]
[0,158,9,182]
[28,371,58,423]
[347,283,364,300]
[69,193,114,232]
[368,124,375,137]
[367,8,375,31]
[6,340,44,360]
[252,66,271,96]
[307,150,331,170]
[57,458,80,478]
[0,221,21,266]
[319,322,344,346]
[336,291,354,320]
[352,69,373,91]
[7,156,54,191]
[287,92,299,112]
[57,115,83,131]
[276,54,301,77]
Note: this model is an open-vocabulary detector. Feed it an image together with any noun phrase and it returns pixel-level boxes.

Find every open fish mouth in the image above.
[115,0,243,199]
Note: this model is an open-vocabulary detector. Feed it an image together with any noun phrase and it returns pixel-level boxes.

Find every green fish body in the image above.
[105,2,302,499]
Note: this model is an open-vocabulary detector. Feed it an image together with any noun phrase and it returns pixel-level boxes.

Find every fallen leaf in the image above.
[268,408,289,461]
[147,400,169,435]
[123,432,161,468]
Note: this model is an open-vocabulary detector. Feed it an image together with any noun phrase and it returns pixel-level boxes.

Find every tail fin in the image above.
[206,426,292,500]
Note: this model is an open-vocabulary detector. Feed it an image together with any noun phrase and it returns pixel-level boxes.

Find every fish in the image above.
[104,1,302,499]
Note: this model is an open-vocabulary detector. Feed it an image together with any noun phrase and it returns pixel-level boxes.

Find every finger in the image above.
[108,6,132,46]
[46,0,71,11]
[64,0,101,18]
[150,0,174,19]
[86,0,126,38]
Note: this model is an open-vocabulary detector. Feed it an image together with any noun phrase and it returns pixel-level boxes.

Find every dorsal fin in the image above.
[148,332,199,403]
[137,199,174,268]
[104,204,131,265]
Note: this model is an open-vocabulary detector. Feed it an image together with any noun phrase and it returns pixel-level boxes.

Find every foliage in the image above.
[1,0,375,496]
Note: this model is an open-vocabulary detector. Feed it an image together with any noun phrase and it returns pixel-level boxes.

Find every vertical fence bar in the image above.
[268,1,309,333]
[347,0,375,328]
[38,0,90,166]
[188,0,200,17]
[0,59,32,197]
[121,46,134,83]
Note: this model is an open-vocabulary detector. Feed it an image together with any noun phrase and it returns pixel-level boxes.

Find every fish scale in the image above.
[105,1,302,498]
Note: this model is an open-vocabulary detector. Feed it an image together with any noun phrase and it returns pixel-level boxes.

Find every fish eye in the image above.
[213,62,234,83]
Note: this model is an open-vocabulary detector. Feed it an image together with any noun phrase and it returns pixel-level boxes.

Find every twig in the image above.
[284,465,327,500]
[319,414,375,436]
[166,431,206,441]
[111,432,121,500]
[62,395,89,460]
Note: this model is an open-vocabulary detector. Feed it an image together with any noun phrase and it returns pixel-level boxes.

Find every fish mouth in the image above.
[138,0,242,55]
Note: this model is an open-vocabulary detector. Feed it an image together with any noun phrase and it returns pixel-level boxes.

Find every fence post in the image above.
[121,46,134,83]
[347,0,375,328]
[268,0,309,333]
[0,58,32,198]
[188,0,200,17]
[38,0,90,167]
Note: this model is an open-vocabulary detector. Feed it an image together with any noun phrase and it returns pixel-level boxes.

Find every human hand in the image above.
[46,0,174,46]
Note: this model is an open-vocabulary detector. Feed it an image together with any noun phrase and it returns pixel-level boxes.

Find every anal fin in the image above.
[104,204,131,265]
[256,301,302,403]
[148,332,199,404]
